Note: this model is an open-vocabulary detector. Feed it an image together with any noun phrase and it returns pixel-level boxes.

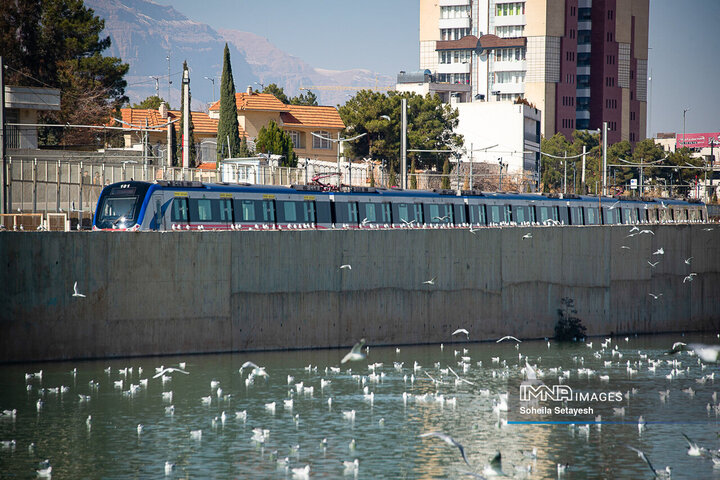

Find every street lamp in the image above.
[682,107,690,150]
[498,157,505,191]
[149,76,160,98]
[204,76,216,103]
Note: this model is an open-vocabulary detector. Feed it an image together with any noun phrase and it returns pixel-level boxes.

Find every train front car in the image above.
[93,181,153,231]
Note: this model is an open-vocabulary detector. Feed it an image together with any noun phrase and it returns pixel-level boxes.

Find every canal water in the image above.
[2,332,720,479]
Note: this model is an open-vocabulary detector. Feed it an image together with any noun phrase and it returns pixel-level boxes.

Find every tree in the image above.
[175,61,197,168]
[216,43,242,160]
[290,90,318,106]
[132,95,166,109]
[409,158,417,189]
[606,140,633,188]
[0,0,129,146]
[441,158,451,189]
[261,83,289,104]
[339,91,462,181]
[540,133,571,192]
[255,120,297,167]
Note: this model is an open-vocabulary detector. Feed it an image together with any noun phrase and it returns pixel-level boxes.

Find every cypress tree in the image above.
[255,121,297,167]
[441,158,451,189]
[176,60,197,167]
[409,158,417,189]
[217,44,242,160]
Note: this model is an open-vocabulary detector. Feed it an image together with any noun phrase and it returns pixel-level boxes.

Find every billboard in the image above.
[676,132,720,149]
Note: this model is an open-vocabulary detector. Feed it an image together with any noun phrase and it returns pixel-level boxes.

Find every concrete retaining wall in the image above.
[1,225,719,363]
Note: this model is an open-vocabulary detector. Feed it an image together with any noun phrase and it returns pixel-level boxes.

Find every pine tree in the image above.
[255,121,297,167]
[216,44,242,160]
[176,61,197,167]
[169,115,178,167]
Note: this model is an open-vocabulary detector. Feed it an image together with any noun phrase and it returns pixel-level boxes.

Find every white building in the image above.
[453,101,541,176]
[4,86,61,149]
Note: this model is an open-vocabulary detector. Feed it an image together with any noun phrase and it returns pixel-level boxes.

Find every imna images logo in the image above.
[519,384,573,402]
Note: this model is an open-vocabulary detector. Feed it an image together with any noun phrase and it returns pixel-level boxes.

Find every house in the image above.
[208,86,345,164]
[4,86,61,150]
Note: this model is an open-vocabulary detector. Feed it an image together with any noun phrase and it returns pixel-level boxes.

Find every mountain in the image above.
[84,0,393,109]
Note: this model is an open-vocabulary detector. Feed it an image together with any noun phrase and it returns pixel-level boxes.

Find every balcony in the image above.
[439,0,469,5]
[576,110,591,120]
[577,66,591,76]
[493,82,525,95]
[576,88,591,97]
[493,60,527,71]
[578,21,592,31]
[577,43,592,54]
[494,15,526,28]
[437,62,471,74]
[439,17,471,30]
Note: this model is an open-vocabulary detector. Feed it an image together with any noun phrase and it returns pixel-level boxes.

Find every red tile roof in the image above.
[197,162,217,170]
[209,92,289,112]
[281,104,345,129]
[116,108,246,137]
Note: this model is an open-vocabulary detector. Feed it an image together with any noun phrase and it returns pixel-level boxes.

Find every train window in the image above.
[414,203,424,224]
[585,207,599,225]
[171,198,188,222]
[504,205,512,223]
[189,198,216,222]
[219,199,233,222]
[538,206,553,223]
[660,208,672,222]
[621,208,631,224]
[427,203,453,223]
[381,203,391,223]
[361,203,377,223]
[397,203,411,223]
[469,204,486,225]
[278,201,299,222]
[263,200,275,222]
[603,208,620,225]
[514,206,527,223]
[676,208,687,221]
[303,201,316,223]
[570,206,583,225]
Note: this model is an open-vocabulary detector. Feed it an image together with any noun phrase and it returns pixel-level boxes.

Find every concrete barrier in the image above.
[1,225,719,363]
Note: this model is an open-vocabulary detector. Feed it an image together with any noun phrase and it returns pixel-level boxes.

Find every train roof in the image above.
[105,181,704,206]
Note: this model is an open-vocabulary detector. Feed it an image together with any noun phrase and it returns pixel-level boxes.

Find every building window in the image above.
[312,131,332,150]
[441,5,470,19]
[289,131,302,149]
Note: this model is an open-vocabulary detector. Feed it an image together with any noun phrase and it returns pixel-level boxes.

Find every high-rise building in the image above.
[418,0,648,144]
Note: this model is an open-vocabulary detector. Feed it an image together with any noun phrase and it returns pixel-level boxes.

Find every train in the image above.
[92,180,708,231]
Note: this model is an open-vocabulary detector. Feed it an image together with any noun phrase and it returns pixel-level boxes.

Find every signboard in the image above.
[630,179,637,190]
[676,132,720,150]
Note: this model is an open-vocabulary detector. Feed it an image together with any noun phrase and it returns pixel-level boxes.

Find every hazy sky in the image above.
[155,0,719,138]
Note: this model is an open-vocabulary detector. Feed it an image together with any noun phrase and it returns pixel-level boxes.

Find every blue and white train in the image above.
[92,180,708,231]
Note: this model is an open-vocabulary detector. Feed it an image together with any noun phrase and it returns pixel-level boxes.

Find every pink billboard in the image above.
[676,132,720,149]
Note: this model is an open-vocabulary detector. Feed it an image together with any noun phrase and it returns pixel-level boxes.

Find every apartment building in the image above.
[418,0,648,144]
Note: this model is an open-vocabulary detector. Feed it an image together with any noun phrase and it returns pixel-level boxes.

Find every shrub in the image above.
[554,297,587,341]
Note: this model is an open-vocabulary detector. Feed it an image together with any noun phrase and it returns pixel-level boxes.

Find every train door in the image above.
[569,205,584,225]
[468,203,486,225]
[219,194,233,229]
[171,193,189,229]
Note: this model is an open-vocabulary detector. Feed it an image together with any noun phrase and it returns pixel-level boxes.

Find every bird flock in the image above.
[4,332,720,477]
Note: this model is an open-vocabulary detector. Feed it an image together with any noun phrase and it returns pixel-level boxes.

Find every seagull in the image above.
[72,281,86,297]
[684,257,693,265]
[469,227,481,234]
[647,260,659,268]
[339,264,352,270]
[341,339,366,364]
[648,293,663,299]
[418,432,471,467]
[609,200,620,210]
[653,248,664,255]
[522,233,532,239]
[683,274,697,283]
[152,367,189,379]
[684,344,720,363]
[621,245,631,249]
[629,226,640,233]
[361,217,370,226]
[342,459,359,475]
[452,328,470,339]
[627,445,672,479]
[497,335,521,343]
[682,433,707,457]
[401,218,416,226]
[423,277,436,285]
[239,361,268,377]
[432,215,450,222]
[36,460,52,478]
[640,229,655,235]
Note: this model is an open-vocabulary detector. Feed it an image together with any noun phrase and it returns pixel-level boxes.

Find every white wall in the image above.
[454,102,540,174]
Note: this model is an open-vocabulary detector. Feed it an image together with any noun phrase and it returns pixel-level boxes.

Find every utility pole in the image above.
[498,158,504,190]
[0,56,6,214]
[336,131,341,187]
[469,142,474,190]
[182,66,190,169]
[581,144,586,193]
[602,122,608,195]
[401,98,407,189]
[563,150,567,195]
[166,54,171,108]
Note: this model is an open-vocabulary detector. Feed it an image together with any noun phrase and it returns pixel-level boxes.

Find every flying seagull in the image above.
[433,215,450,222]
[609,200,620,210]
[648,293,663,300]
[627,445,672,479]
[683,273,697,283]
[341,339,367,364]
[684,257,693,265]
[682,433,707,457]
[339,264,352,270]
[665,342,687,355]
[497,335,522,343]
[482,452,508,477]
[72,281,86,298]
[522,233,532,240]
[452,328,470,339]
[153,367,189,379]
[423,277,436,285]
[418,432,471,467]
[647,261,659,268]
[653,248,664,255]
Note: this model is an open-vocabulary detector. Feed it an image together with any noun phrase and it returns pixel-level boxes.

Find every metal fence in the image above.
[5,154,537,223]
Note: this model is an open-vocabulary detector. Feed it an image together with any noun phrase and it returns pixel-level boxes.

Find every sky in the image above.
[155,0,719,138]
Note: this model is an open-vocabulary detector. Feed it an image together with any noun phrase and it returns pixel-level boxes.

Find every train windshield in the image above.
[95,183,150,229]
